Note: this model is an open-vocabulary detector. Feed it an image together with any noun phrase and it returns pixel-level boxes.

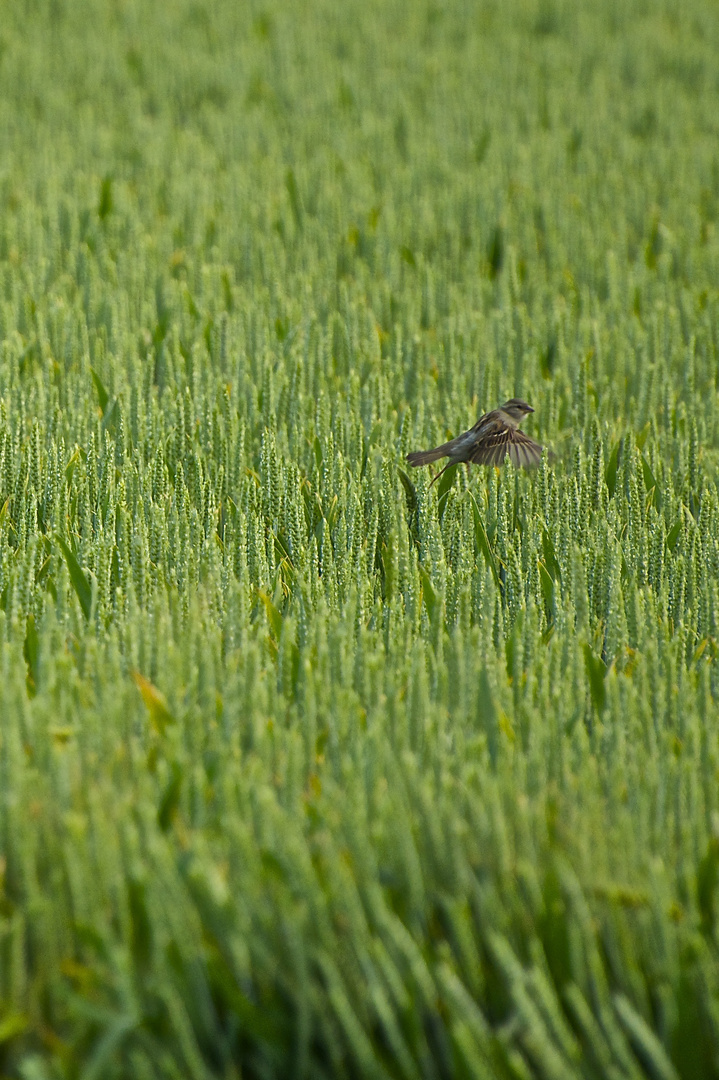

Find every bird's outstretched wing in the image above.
[469,427,543,468]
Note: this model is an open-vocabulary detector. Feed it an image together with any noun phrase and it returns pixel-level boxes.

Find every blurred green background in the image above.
[0,1,719,1076]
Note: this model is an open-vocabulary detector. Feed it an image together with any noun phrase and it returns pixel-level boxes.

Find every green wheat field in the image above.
[1,1,719,1076]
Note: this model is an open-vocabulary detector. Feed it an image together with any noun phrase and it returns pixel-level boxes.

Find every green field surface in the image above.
[1,0,719,1076]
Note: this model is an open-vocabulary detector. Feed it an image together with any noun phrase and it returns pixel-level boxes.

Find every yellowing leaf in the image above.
[131,672,175,734]
[0,1010,28,1045]
[257,589,283,640]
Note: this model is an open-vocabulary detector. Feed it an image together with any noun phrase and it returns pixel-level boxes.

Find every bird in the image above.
[406,399,543,487]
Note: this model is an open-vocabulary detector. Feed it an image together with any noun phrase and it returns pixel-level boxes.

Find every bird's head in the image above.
[501,398,534,421]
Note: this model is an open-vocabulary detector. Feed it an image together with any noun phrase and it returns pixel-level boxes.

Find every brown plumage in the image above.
[407,398,543,486]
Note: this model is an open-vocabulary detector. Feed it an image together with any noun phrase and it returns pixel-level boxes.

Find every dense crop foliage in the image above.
[1,0,719,1076]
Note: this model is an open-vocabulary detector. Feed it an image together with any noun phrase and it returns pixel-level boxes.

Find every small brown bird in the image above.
[406,399,543,486]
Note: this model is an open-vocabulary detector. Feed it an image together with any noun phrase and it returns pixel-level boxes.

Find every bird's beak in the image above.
[526,405,534,413]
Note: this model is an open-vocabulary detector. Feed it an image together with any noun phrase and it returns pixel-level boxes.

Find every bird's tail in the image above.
[406,441,456,467]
